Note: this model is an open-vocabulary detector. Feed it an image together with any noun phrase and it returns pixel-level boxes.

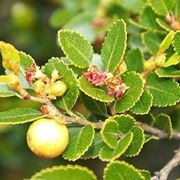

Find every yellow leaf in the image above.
[0,41,20,73]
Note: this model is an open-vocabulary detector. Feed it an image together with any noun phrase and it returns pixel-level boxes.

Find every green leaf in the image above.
[155,66,180,78]
[125,126,145,156]
[164,53,180,67]
[0,108,43,124]
[79,76,114,103]
[50,8,78,28]
[174,0,180,18]
[101,19,127,73]
[156,18,172,31]
[158,31,175,55]
[99,132,133,161]
[173,31,180,55]
[0,84,19,97]
[63,125,94,161]
[19,51,34,68]
[142,31,163,55]
[112,114,135,134]
[120,0,145,13]
[58,29,93,68]
[149,0,175,16]
[100,119,119,149]
[43,58,79,110]
[154,114,172,137]
[140,170,151,180]
[104,161,144,180]
[31,165,97,180]
[125,48,144,73]
[140,6,163,31]
[115,72,144,113]
[82,132,104,159]
[146,73,180,107]
[131,89,153,115]
[80,93,108,116]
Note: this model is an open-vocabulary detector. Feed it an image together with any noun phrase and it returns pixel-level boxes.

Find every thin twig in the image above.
[152,147,180,180]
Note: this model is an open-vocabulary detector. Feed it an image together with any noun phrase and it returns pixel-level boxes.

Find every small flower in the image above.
[25,63,36,85]
[83,66,107,86]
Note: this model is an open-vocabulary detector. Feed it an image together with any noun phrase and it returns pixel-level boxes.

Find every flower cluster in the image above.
[84,66,128,98]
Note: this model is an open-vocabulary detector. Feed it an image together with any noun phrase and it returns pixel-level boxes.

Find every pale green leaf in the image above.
[149,0,175,16]
[31,165,97,180]
[174,0,180,17]
[125,48,144,73]
[79,76,114,103]
[99,132,133,161]
[155,66,180,78]
[173,31,180,55]
[125,126,145,156]
[104,161,144,180]
[19,51,34,68]
[115,72,144,113]
[146,73,180,107]
[0,108,43,124]
[43,57,79,110]
[164,53,180,67]
[158,31,175,55]
[63,125,94,161]
[82,133,104,159]
[101,19,127,73]
[131,89,153,115]
[58,29,93,68]
[100,119,119,149]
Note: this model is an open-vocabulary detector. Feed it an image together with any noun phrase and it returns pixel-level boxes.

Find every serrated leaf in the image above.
[154,114,172,137]
[101,19,127,73]
[82,132,104,159]
[100,119,119,149]
[104,161,144,180]
[125,48,144,73]
[140,6,163,31]
[173,31,180,55]
[0,108,43,124]
[80,93,108,116]
[164,53,180,67]
[0,84,19,97]
[58,30,93,68]
[115,72,144,113]
[43,57,79,110]
[31,165,97,180]
[155,66,180,78]
[149,0,175,16]
[125,126,145,156]
[19,51,34,68]
[140,170,151,180]
[131,89,153,115]
[99,132,133,161]
[156,18,171,31]
[142,31,163,55]
[158,31,175,55]
[112,114,135,134]
[79,76,114,103]
[63,125,94,161]
[0,41,20,73]
[146,73,180,107]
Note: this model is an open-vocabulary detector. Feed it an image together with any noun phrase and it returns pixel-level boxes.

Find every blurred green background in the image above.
[0,0,179,179]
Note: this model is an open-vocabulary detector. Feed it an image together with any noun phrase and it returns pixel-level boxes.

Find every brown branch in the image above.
[137,122,180,140]
[152,147,180,180]
[27,95,180,139]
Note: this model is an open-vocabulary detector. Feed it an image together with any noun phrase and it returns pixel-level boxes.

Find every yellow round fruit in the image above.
[26,118,68,158]
[50,80,67,97]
